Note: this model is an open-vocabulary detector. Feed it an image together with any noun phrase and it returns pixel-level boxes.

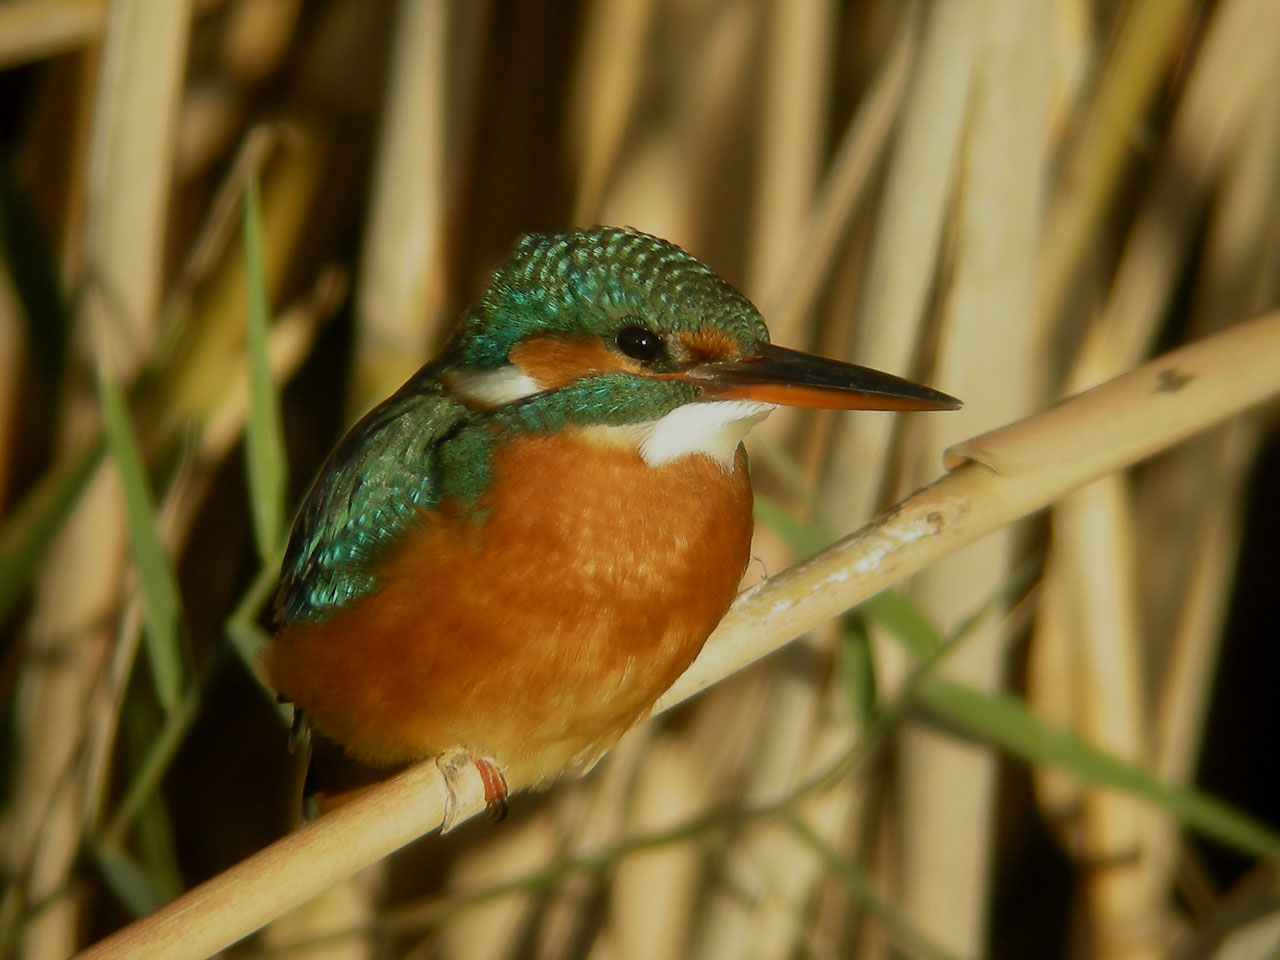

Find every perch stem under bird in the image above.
[262,227,959,830]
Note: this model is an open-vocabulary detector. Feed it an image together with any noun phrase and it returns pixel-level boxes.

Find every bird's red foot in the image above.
[435,752,509,831]
[475,757,508,823]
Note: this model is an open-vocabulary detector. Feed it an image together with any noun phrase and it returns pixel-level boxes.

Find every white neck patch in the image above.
[444,366,543,409]
[634,400,775,470]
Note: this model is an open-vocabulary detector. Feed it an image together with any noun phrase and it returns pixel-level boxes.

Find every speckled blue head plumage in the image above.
[447,227,771,369]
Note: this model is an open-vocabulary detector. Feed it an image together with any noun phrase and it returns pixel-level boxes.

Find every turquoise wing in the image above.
[275,362,470,624]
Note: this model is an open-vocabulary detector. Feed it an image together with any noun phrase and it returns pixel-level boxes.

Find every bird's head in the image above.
[441,227,959,468]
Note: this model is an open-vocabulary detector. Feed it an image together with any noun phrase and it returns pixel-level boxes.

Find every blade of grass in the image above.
[753,492,829,560]
[98,672,207,848]
[225,563,292,728]
[836,623,876,728]
[750,428,831,522]
[242,171,287,566]
[859,589,945,660]
[917,675,1280,861]
[93,848,166,920]
[96,368,183,714]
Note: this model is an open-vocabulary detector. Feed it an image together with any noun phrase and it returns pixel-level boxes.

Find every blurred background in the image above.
[1,1,1279,958]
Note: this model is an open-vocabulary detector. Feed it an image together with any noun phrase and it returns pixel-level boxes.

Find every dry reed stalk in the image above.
[1053,472,1161,959]
[0,0,105,69]
[1034,0,1195,340]
[763,6,914,347]
[1047,0,1091,136]
[1045,341,1157,960]
[437,810,560,960]
[892,3,1049,954]
[0,0,230,70]
[820,0,973,528]
[531,758,642,960]
[568,0,657,225]
[815,16,981,940]
[5,6,191,959]
[789,681,870,957]
[743,0,832,324]
[348,0,451,417]
[606,735,710,960]
[689,650,824,960]
[601,677,769,960]
[595,0,754,241]
[75,310,1280,960]
[690,645,870,960]
[220,0,302,83]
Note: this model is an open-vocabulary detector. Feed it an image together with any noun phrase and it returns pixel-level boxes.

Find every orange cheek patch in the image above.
[680,328,742,362]
[509,336,642,389]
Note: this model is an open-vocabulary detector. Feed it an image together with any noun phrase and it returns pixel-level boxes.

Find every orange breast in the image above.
[265,431,754,791]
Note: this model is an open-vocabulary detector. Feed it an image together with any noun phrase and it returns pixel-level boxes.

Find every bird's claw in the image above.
[475,758,508,823]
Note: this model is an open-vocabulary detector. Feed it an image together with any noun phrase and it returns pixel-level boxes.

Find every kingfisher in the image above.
[264,227,959,828]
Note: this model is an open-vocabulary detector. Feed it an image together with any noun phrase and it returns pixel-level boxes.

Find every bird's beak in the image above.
[678,343,962,412]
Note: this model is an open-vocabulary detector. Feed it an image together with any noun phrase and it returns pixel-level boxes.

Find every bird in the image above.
[263,227,959,829]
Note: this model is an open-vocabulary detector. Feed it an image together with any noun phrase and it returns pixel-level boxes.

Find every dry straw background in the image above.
[1,1,1279,959]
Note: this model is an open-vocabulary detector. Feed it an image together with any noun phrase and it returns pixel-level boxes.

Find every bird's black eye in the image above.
[615,325,667,363]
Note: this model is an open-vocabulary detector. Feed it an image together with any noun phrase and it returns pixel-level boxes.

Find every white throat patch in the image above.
[635,400,775,469]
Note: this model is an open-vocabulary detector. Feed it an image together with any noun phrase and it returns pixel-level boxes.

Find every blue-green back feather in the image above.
[276,363,466,623]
